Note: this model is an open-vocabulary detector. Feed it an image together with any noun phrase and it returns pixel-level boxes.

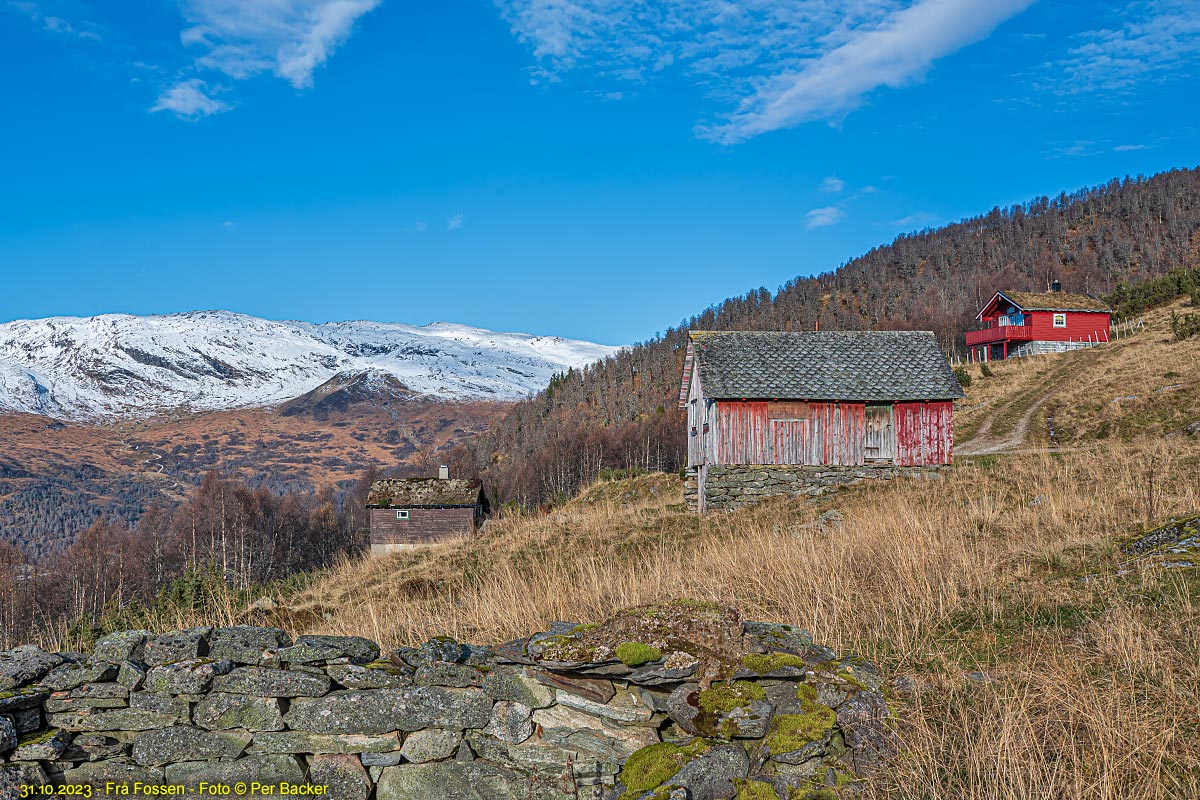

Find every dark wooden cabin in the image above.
[366,475,489,555]
[679,330,964,509]
[966,285,1111,361]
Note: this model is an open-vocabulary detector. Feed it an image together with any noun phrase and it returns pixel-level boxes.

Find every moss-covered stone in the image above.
[742,653,807,674]
[735,779,782,800]
[767,708,837,757]
[615,642,663,667]
[698,681,766,714]
[619,740,711,800]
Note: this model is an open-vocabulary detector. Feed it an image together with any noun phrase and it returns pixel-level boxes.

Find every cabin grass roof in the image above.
[367,478,485,508]
[683,330,964,403]
[991,290,1110,313]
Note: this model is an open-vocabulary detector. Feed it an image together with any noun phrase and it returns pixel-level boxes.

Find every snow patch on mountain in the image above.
[0,311,620,420]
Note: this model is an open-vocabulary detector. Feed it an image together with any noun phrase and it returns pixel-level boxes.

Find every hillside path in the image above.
[957,388,1060,455]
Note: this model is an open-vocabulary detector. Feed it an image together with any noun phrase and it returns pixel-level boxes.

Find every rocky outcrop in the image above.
[0,601,897,799]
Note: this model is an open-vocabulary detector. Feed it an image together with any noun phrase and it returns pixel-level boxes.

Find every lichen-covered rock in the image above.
[278,635,380,665]
[836,690,898,774]
[394,637,468,668]
[41,661,119,691]
[92,630,153,663]
[0,715,16,753]
[44,692,127,713]
[132,725,251,766]
[14,728,72,760]
[483,700,534,744]
[8,705,42,734]
[144,658,234,694]
[376,760,524,800]
[212,666,332,697]
[63,760,165,789]
[743,621,814,656]
[193,692,286,731]
[164,754,305,790]
[400,729,462,763]
[143,627,212,667]
[63,733,128,762]
[48,706,182,731]
[327,663,412,690]
[669,743,750,800]
[531,670,616,704]
[284,687,491,734]
[0,687,49,714]
[532,703,659,762]
[0,646,63,691]
[129,691,196,716]
[249,731,400,755]
[207,626,292,664]
[482,666,555,709]
[309,754,372,800]
[116,661,147,690]
[415,661,485,688]
[554,686,655,725]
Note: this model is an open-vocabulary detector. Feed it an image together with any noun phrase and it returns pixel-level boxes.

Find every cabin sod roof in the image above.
[684,330,964,403]
[994,291,1110,313]
[367,478,483,507]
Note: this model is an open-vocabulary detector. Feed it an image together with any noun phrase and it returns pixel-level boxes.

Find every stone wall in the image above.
[686,464,943,512]
[0,601,897,799]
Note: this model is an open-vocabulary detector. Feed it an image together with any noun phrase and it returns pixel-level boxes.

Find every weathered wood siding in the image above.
[894,401,953,466]
[685,362,719,468]
[369,507,477,548]
[715,400,866,466]
[863,404,895,461]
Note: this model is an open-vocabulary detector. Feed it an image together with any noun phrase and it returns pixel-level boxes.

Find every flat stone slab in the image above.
[48,708,181,732]
[63,760,164,789]
[144,628,212,667]
[284,687,491,735]
[132,726,251,766]
[326,663,412,690]
[278,635,380,665]
[0,646,63,691]
[376,761,526,800]
[400,729,462,763]
[207,626,293,664]
[92,631,153,663]
[164,754,306,791]
[212,666,332,697]
[249,731,401,755]
[309,754,371,800]
[481,667,555,709]
[144,658,233,694]
[193,693,286,732]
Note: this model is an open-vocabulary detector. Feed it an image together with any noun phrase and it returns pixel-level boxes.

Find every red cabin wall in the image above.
[1026,310,1110,343]
[715,400,866,466]
[895,402,953,466]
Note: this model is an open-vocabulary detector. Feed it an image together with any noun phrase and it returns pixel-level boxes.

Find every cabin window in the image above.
[395,510,410,520]
[689,400,697,432]
[1053,313,1066,328]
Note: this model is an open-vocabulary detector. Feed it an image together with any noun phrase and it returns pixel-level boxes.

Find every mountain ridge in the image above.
[0,310,620,420]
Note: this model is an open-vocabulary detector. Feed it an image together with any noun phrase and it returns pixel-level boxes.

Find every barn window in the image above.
[395,510,410,520]
[1053,313,1066,328]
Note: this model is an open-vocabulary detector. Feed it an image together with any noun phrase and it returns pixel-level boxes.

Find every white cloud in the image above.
[1113,143,1148,152]
[805,206,845,229]
[177,0,381,88]
[821,175,846,193]
[151,79,231,119]
[1048,1,1200,94]
[498,0,1033,143]
[893,211,940,228]
[446,213,463,231]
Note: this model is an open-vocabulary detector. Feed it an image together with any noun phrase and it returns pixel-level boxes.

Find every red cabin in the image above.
[967,285,1111,362]
[679,330,964,510]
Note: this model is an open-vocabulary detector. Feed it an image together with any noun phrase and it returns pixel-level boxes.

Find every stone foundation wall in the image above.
[0,610,897,800]
[687,463,943,512]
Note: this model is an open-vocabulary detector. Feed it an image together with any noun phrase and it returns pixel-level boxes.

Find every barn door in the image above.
[771,418,810,464]
[864,404,895,462]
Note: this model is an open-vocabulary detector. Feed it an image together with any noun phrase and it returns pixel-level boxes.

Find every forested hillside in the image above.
[468,167,1200,505]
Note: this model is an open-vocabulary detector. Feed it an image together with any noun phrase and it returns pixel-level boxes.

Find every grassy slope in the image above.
[114,302,1200,799]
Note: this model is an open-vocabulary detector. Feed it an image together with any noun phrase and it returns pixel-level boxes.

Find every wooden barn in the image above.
[366,471,489,555]
[679,330,964,509]
[966,283,1111,361]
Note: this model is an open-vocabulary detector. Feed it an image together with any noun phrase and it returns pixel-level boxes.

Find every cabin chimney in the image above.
[438,465,449,480]
[1051,279,1062,293]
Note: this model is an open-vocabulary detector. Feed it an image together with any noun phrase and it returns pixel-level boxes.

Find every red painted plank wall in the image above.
[716,400,866,466]
[895,401,954,466]
[1026,310,1110,343]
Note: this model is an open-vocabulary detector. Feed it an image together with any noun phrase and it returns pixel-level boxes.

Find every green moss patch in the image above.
[735,779,782,800]
[616,642,663,667]
[619,740,711,800]
[767,707,837,756]
[742,652,806,674]
[698,680,766,714]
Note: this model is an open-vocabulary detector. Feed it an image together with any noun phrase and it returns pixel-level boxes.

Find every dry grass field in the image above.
[62,301,1200,799]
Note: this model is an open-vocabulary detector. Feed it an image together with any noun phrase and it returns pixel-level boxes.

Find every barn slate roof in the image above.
[688,330,964,402]
[367,478,484,507]
[997,291,1110,312]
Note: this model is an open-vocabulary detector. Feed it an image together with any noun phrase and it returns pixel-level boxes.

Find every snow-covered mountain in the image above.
[0,311,620,420]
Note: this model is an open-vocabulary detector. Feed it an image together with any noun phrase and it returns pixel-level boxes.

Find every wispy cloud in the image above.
[153,0,380,118]
[821,175,846,194]
[1113,143,1148,152]
[151,78,230,119]
[446,213,463,232]
[805,206,845,229]
[405,220,429,233]
[498,0,1034,143]
[7,1,103,41]
[1047,1,1200,95]
[892,211,941,229]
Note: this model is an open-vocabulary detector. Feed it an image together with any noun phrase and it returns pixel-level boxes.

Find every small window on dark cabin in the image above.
[1053,313,1067,328]
[767,401,809,420]
[395,510,410,520]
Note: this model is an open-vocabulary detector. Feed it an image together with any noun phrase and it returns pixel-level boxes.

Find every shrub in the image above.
[953,366,972,388]
[980,362,994,378]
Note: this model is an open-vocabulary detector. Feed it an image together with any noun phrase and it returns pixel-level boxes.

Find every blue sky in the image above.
[1,0,1198,345]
